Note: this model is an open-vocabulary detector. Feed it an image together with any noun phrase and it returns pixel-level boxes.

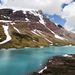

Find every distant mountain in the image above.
[57,24,64,28]
[0,8,75,49]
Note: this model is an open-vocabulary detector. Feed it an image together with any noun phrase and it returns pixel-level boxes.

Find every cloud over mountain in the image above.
[0,0,75,32]
[62,2,75,32]
[0,0,72,14]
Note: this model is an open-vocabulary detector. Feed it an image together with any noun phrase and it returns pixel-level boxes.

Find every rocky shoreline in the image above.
[28,54,75,75]
[0,45,74,50]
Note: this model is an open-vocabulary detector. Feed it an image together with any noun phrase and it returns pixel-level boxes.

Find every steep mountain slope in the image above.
[56,24,75,42]
[0,8,75,49]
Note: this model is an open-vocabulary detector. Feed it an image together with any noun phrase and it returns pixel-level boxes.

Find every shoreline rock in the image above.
[28,54,75,75]
[0,45,75,50]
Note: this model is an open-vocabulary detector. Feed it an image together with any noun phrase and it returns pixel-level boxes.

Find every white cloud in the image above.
[47,16,49,19]
[0,0,72,15]
[1,0,75,32]
[62,2,75,32]
[64,16,75,32]
[62,2,75,19]
[0,0,8,5]
[51,18,54,20]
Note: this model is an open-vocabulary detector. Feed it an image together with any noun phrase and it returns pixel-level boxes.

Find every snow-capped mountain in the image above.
[0,8,75,49]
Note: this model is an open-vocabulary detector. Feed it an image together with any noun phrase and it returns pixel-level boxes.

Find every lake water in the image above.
[0,46,75,75]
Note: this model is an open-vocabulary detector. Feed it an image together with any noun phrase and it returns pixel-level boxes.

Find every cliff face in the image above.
[0,8,75,49]
[0,9,59,31]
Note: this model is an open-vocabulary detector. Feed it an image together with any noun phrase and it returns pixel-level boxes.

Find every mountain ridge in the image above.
[0,8,75,49]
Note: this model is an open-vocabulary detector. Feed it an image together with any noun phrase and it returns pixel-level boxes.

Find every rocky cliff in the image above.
[0,8,75,49]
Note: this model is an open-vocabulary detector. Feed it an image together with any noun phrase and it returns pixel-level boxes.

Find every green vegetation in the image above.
[0,32,50,49]
[0,22,6,42]
[0,22,75,49]
[0,23,50,49]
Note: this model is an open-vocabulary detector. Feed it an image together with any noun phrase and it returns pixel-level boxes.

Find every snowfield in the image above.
[38,66,47,73]
[36,30,53,43]
[1,15,10,19]
[46,27,67,40]
[13,27,20,33]
[31,29,41,36]
[63,54,72,57]
[55,34,66,40]
[25,18,29,22]
[0,20,11,23]
[10,22,15,25]
[0,25,12,44]
[29,10,46,26]
[12,8,46,25]
[31,29,53,43]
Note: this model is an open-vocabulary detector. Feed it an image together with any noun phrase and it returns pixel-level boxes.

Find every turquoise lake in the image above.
[0,46,75,75]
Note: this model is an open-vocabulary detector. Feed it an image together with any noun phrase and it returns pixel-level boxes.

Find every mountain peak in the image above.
[0,8,75,48]
[58,24,64,28]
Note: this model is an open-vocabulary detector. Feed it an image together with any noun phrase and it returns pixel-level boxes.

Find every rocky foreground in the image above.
[28,54,75,75]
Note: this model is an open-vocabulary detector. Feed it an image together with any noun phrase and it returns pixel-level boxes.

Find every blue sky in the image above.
[61,3,68,9]
[45,14,66,26]
[0,0,3,5]
[0,0,66,26]
[0,0,1,3]
[44,4,67,26]
[71,0,75,2]
[44,0,75,26]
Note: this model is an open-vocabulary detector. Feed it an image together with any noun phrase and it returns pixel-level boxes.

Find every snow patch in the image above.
[31,29,53,43]
[0,7,45,25]
[55,43,58,45]
[30,10,46,25]
[55,23,58,26]
[0,25,12,44]
[49,60,52,62]
[45,38,53,43]
[23,11,26,14]
[55,34,66,40]
[25,18,29,22]
[64,44,73,47]
[36,30,45,37]
[8,17,10,19]
[1,15,10,19]
[12,7,37,13]
[63,54,72,57]
[0,20,11,23]
[70,31,75,33]
[69,44,72,46]
[4,16,7,18]
[40,46,44,48]
[46,27,67,40]
[38,66,47,73]
[33,40,37,42]
[36,30,53,43]
[13,27,20,33]
[31,29,40,36]
[10,22,15,25]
